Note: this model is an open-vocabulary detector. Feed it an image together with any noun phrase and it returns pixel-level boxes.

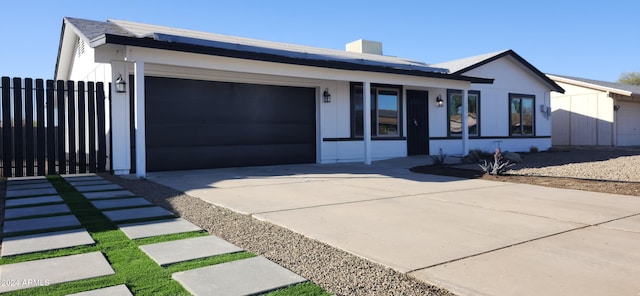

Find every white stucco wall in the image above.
[430,55,554,154]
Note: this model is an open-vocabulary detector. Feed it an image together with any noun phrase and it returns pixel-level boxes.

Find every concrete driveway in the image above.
[147,157,640,296]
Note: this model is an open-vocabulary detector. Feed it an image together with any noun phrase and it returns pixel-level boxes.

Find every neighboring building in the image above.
[432,50,564,154]
[55,17,561,177]
[548,74,640,146]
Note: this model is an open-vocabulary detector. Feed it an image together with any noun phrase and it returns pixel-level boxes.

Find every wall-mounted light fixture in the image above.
[435,95,444,107]
[115,74,127,93]
[614,104,621,111]
[323,88,331,103]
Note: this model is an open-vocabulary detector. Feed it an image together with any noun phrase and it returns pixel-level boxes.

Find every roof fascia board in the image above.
[547,74,632,96]
[101,34,493,84]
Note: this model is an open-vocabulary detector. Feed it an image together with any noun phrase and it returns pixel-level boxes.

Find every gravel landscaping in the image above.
[508,146,640,182]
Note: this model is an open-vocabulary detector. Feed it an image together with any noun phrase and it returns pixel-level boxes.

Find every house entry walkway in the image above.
[146,157,640,296]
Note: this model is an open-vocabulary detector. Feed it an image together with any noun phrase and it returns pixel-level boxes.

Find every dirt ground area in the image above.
[411,147,640,197]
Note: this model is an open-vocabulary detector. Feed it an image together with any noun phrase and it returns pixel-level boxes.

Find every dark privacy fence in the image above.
[1,77,107,177]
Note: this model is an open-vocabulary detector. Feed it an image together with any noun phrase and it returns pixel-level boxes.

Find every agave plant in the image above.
[479,148,515,175]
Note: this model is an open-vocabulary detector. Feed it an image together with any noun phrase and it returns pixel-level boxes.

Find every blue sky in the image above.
[1,1,637,82]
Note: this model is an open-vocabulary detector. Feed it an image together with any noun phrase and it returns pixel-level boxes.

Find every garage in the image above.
[617,100,640,146]
[144,76,317,171]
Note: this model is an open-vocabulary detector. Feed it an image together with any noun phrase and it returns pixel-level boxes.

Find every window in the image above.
[509,94,535,136]
[447,90,479,137]
[351,84,401,137]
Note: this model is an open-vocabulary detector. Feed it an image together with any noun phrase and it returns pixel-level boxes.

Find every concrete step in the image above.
[0,252,115,293]
[83,190,137,200]
[75,184,123,193]
[102,206,174,222]
[4,204,71,219]
[139,235,242,266]
[172,256,307,296]
[6,187,58,198]
[1,229,94,257]
[91,197,153,210]
[119,218,202,239]
[4,195,63,208]
[67,284,132,296]
[3,215,82,236]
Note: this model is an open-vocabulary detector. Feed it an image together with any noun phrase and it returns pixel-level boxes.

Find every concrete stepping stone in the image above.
[67,179,112,186]
[83,190,137,200]
[1,229,94,257]
[172,256,307,296]
[140,235,242,266]
[119,218,202,239]
[91,197,153,210]
[7,176,47,183]
[3,215,81,235]
[103,206,174,222]
[67,284,132,296]
[6,182,54,191]
[75,184,122,192]
[4,204,71,219]
[62,174,101,181]
[0,252,115,293]
[6,187,58,198]
[4,195,63,208]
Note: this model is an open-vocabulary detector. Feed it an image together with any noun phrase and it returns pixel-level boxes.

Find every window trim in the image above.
[350,82,403,138]
[508,93,536,136]
[446,89,480,138]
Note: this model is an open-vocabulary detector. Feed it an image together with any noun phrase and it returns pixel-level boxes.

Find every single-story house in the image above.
[55,17,562,177]
[547,74,640,146]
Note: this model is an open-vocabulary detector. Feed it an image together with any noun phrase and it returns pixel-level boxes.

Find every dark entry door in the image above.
[406,90,429,155]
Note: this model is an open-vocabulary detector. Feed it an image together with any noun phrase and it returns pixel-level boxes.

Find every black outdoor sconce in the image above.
[323,88,331,103]
[435,95,444,107]
[115,74,127,93]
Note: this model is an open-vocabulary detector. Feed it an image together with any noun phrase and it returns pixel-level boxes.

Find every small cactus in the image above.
[479,148,515,175]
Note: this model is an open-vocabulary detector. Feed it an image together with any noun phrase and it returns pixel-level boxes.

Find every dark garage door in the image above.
[145,76,316,172]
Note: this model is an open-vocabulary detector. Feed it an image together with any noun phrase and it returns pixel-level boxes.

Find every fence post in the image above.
[13,78,24,177]
[36,79,45,176]
[88,82,97,173]
[2,77,12,177]
[96,82,107,172]
[77,81,87,173]
[56,80,66,174]
[25,78,35,176]
[67,80,76,174]
[46,80,56,174]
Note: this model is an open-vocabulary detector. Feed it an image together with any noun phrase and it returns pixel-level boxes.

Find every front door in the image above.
[406,90,429,155]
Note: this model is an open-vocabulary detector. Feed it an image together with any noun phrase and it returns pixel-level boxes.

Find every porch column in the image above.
[110,61,131,175]
[364,81,372,165]
[461,89,469,156]
[134,60,147,178]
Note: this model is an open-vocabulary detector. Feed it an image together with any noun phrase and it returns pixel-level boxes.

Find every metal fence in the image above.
[1,77,107,177]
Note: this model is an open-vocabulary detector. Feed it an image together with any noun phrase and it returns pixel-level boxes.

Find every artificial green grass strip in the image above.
[134,230,209,245]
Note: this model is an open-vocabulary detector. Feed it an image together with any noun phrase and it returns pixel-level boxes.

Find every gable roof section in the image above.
[547,74,640,97]
[57,17,492,84]
[433,49,564,93]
